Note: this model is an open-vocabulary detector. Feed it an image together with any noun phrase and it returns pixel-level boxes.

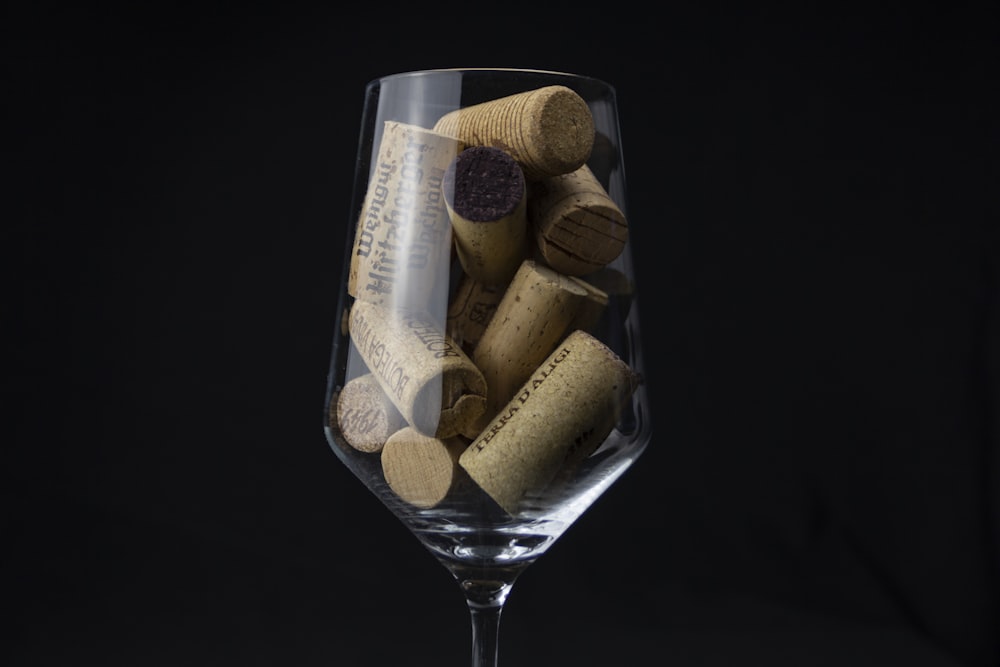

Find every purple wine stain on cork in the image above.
[443,146,525,222]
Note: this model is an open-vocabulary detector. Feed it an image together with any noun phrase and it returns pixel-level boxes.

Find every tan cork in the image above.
[442,146,528,286]
[349,300,486,438]
[529,163,628,276]
[466,259,602,438]
[381,427,467,509]
[458,329,640,515]
[348,121,458,311]
[432,85,595,181]
[332,373,405,453]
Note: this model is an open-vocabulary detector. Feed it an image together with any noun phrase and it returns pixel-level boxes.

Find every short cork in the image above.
[332,373,405,453]
[433,85,595,181]
[381,427,467,509]
[529,164,628,276]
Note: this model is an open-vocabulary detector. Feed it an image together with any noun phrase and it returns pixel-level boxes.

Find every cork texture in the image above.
[332,373,405,453]
[529,164,628,276]
[458,329,639,515]
[442,146,528,286]
[433,85,595,181]
[349,300,486,438]
[468,259,597,437]
[381,427,466,509]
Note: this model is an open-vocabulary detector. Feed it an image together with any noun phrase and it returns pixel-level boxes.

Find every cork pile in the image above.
[332,84,639,515]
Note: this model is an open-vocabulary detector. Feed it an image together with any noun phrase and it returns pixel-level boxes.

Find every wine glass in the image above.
[323,68,651,667]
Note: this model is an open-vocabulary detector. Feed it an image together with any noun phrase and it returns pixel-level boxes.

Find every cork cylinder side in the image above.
[433,85,595,181]
[459,329,640,515]
[349,300,486,439]
[528,164,628,276]
[442,146,528,286]
[467,259,597,437]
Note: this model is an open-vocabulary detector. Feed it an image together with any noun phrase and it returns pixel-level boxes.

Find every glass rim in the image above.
[370,67,613,89]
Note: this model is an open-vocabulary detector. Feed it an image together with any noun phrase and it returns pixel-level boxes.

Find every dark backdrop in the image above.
[7,4,999,666]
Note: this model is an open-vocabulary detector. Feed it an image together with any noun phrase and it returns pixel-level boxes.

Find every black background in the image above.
[7,4,999,666]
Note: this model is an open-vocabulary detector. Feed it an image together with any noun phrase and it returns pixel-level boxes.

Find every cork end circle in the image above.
[528,87,595,178]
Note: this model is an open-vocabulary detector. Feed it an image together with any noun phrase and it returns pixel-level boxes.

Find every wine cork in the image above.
[442,146,527,286]
[349,299,486,438]
[446,275,506,354]
[567,275,609,334]
[528,164,628,276]
[331,373,405,453]
[467,259,602,437]
[348,120,458,311]
[432,85,595,181]
[459,329,640,515]
[381,427,467,509]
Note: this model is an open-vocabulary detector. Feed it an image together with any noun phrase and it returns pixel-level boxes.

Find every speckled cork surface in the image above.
[433,85,595,181]
[459,329,639,515]
[349,300,486,439]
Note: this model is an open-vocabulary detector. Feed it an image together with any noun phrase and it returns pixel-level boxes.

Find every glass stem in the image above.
[462,579,513,667]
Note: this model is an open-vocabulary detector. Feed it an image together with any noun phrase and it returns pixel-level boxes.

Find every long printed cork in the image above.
[332,373,405,453]
[380,427,467,509]
[528,163,628,276]
[445,275,506,355]
[467,259,606,438]
[349,300,486,438]
[459,329,640,515]
[432,85,595,181]
[348,121,458,311]
[351,301,486,438]
[442,146,528,286]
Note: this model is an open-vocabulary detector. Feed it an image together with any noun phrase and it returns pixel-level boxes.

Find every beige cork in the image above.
[349,300,486,438]
[529,163,628,276]
[380,427,467,509]
[432,85,595,181]
[458,329,640,515]
[445,275,506,355]
[331,373,405,453]
[466,259,600,438]
[348,121,458,311]
[442,146,528,286]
